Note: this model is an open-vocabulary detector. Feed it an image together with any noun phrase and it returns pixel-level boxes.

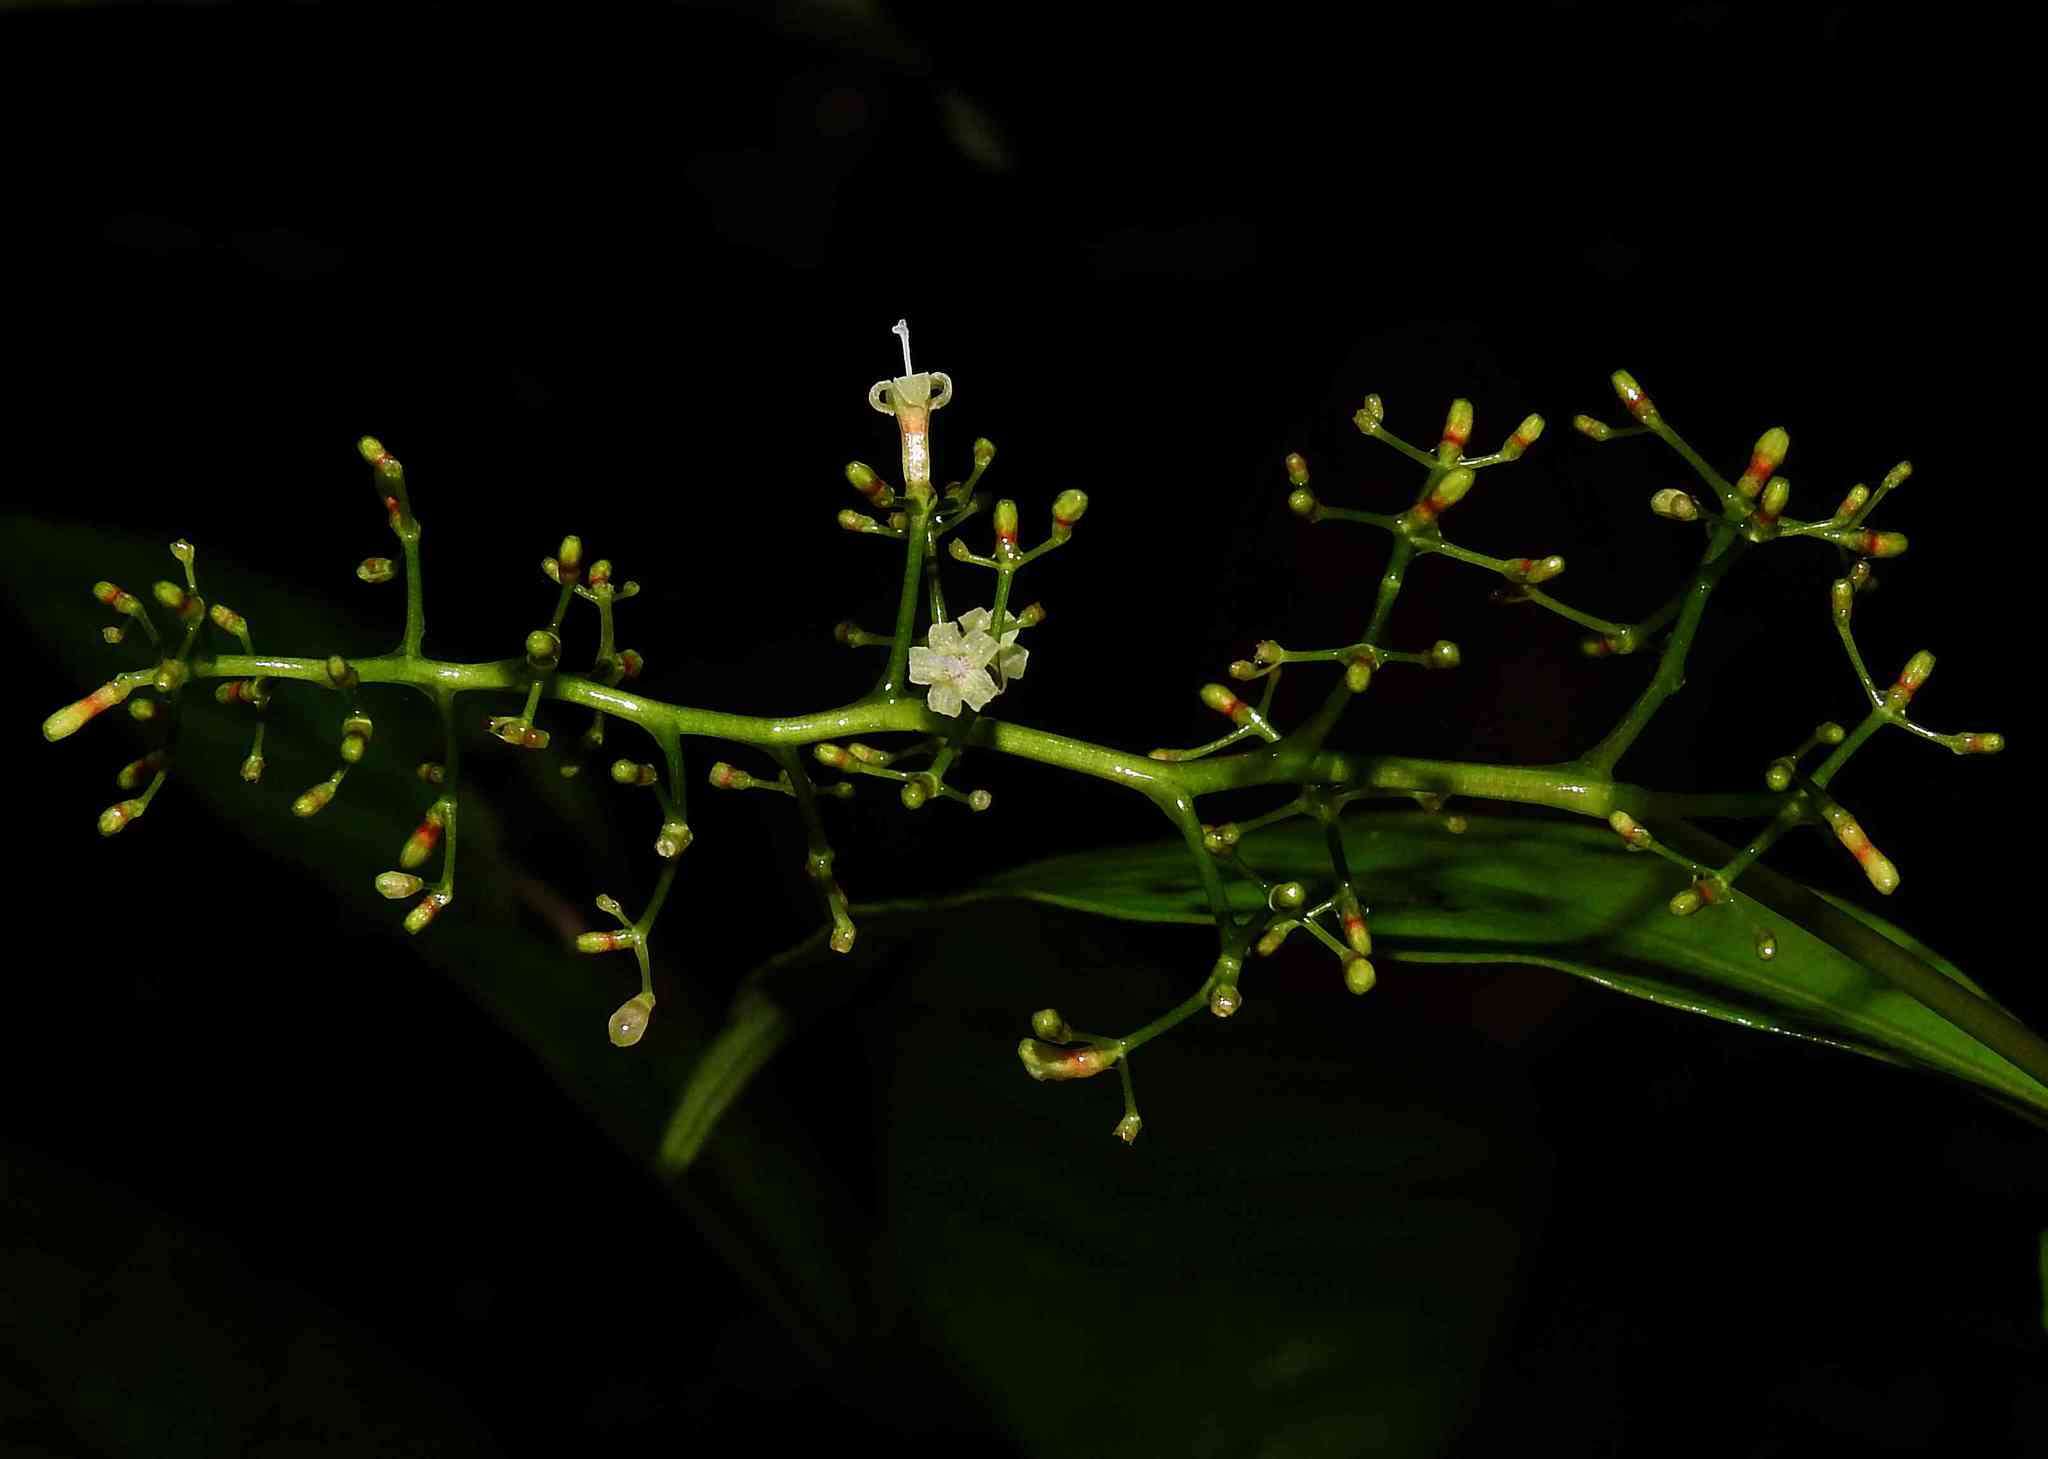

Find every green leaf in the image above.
[973,809,2048,1119]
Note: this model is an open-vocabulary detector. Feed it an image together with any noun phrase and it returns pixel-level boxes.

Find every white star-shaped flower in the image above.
[908,618,1002,717]
[907,608,1034,717]
[960,606,1029,687]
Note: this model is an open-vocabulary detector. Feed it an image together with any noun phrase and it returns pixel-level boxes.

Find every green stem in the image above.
[398,523,426,657]
[879,497,935,697]
[1581,528,1744,774]
[178,647,2040,1088]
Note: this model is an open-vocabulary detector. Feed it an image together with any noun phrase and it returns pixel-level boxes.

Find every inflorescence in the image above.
[42,328,2015,1141]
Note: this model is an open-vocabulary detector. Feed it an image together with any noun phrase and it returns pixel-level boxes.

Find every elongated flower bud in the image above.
[1755,476,1790,528]
[1573,414,1614,442]
[1820,803,1899,894]
[1051,488,1089,536]
[577,928,642,954]
[1499,413,1545,461]
[1736,427,1790,499]
[1847,529,1908,558]
[399,805,446,869]
[208,603,247,637]
[1609,369,1658,424]
[1502,555,1565,585]
[1410,467,1475,522]
[153,580,196,618]
[293,773,342,817]
[94,581,139,613]
[1199,683,1256,727]
[845,460,893,507]
[1884,650,1935,712]
[1438,398,1474,457]
[98,799,146,836]
[1017,1037,1117,1080]
[993,498,1020,554]
[1607,810,1653,850]
[611,759,659,786]
[116,750,168,790]
[404,891,450,935]
[555,535,584,585]
[1285,452,1310,487]
[44,680,136,741]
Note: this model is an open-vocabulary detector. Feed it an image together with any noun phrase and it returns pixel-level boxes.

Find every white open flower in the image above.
[960,607,1029,687]
[908,608,1034,717]
[908,618,1001,717]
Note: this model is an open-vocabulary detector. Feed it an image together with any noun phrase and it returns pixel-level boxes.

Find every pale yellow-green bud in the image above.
[1051,488,1089,533]
[608,991,655,1048]
[1031,1008,1070,1043]
[376,871,424,900]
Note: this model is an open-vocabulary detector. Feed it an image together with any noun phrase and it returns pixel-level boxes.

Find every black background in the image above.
[3,2,2041,1454]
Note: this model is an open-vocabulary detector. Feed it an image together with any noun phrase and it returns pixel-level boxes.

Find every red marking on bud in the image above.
[117,750,168,791]
[1736,428,1789,499]
[1607,810,1652,849]
[1438,398,1474,452]
[399,812,444,870]
[43,680,133,741]
[1610,370,1657,423]
[709,761,742,789]
[1341,912,1371,955]
[1199,683,1248,723]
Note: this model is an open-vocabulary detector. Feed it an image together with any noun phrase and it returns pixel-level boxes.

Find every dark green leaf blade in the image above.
[975,809,2048,1118]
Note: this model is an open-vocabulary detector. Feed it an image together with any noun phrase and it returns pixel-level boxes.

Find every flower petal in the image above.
[959,668,999,711]
[928,621,963,653]
[959,629,999,669]
[928,681,963,717]
[960,607,991,634]
[1000,644,1029,681]
[908,647,941,685]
